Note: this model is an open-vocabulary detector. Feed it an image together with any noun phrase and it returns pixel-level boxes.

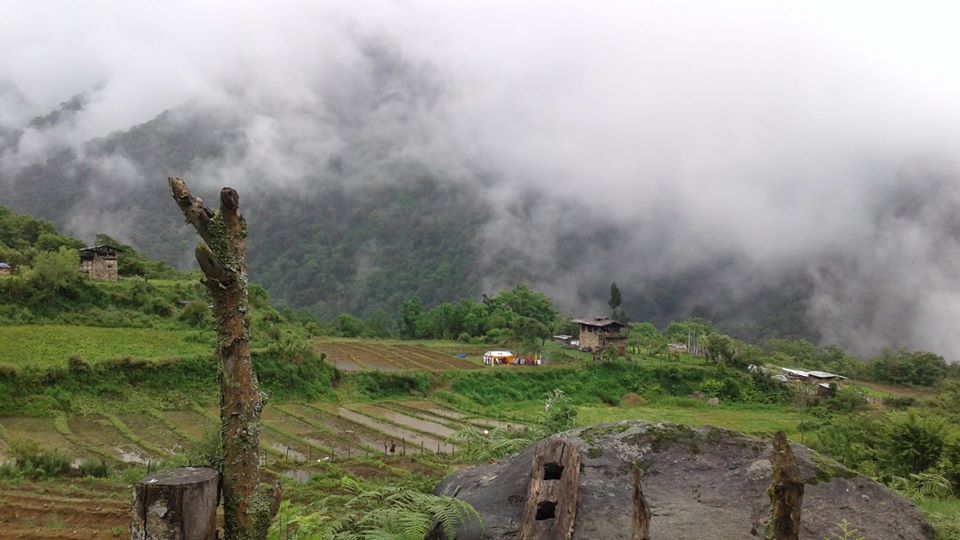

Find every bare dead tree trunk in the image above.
[768,431,804,540]
[631,466,651,540]
[169,177,278,540]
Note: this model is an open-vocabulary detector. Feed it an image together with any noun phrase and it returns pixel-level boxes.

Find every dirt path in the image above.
[0,480,128,539]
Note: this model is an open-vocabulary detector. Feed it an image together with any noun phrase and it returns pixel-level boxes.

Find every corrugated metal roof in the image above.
[0,262,10,268]
[573,317,625,328]
[808,371,846,380]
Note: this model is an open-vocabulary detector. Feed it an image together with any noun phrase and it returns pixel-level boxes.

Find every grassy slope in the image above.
[0,325,211,368]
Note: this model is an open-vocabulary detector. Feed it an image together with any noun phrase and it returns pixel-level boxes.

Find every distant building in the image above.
[79,245,119,281]
[807,371,847,383]
[780,367,847,384]
[0,262,11,276]
[483,350,515,366]
[574,317,627,354]
[552,335,575,346]
[668,343,688,355]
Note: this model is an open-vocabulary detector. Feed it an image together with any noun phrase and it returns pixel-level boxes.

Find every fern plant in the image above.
[890,472,955,501]
[446,427,533,463]
[270,476,481,540]
[823,519,865,540]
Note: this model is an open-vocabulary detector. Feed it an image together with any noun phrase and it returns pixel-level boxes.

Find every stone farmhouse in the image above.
[79,245,119,281]
[574,317,627,354]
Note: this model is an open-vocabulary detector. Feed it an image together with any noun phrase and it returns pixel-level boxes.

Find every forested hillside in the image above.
[0,104,820,346]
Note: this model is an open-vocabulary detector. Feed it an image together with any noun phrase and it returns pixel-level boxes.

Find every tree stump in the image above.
[631,466,651,540]
[519,438,581,540]
[131,467,220,540]
[769,431,804,540]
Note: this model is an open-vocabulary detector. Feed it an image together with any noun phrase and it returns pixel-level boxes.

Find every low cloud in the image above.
[3,1,960,358]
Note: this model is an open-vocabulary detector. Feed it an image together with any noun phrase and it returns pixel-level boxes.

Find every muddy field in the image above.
[0,400,521,536]
[315,340,483,371]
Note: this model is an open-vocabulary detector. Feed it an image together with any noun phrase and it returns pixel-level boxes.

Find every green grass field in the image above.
[0,325,212,368]
[577,400,807,440]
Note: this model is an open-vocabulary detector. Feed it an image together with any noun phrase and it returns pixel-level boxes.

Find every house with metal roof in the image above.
[573,317,627,354]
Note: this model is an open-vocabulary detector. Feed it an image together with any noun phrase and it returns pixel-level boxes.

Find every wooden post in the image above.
[131,467,219,540]
[519,438,581,540]
[769,431,804,540]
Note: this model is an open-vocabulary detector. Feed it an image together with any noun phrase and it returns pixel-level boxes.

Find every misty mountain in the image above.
[4,3,960,359]
[0,96,819,341]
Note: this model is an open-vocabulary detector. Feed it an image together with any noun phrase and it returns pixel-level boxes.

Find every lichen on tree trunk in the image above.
[169,177,279,540]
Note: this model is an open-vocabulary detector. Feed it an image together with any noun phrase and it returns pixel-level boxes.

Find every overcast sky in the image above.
[3,1,960,358]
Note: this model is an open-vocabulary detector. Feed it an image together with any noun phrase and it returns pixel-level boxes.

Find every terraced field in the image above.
[315,340,484,371]
[0,401,520,468]
[0,400,520,537]
[0,479,129,539]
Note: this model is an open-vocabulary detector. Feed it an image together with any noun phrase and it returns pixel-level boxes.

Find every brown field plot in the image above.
[315,340,482,371]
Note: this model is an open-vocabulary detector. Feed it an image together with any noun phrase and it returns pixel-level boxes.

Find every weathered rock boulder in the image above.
[435,421,934,539]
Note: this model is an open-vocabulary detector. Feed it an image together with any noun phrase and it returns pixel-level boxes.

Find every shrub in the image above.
[179,300,212,328]
[77,458,110,478]
[885,412,947,476]
[2,440,71,479]
[187,428,224,469]
[540,389,577,436]
[351,371,430,398]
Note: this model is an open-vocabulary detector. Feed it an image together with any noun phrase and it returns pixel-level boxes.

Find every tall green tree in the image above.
[31,246,80,291]
[398,297,425,339]
[609,282,622,313]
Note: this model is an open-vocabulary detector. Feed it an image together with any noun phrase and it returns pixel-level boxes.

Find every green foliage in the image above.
[76,458,111,478]
[0,350,339,415]
[823,519,865,540]
[824,387,869,413]
[187,427,225,469]
[334,314,366,338]
[885,412,948,476]
[363,283,562,349]
[540,388,577,436]
[179,300,213,328]
[253,350,337,400]
[350,371,430,399]
[446,361,787,410]
[665,317,717,342]
[447,427,534,462]
[94,233,181,279]
[0,440,71,479]
[270,476,481,540]
[31,247,81,290]
[0,326,213,369]
[890,472,955,501]
[870,349,948,387]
